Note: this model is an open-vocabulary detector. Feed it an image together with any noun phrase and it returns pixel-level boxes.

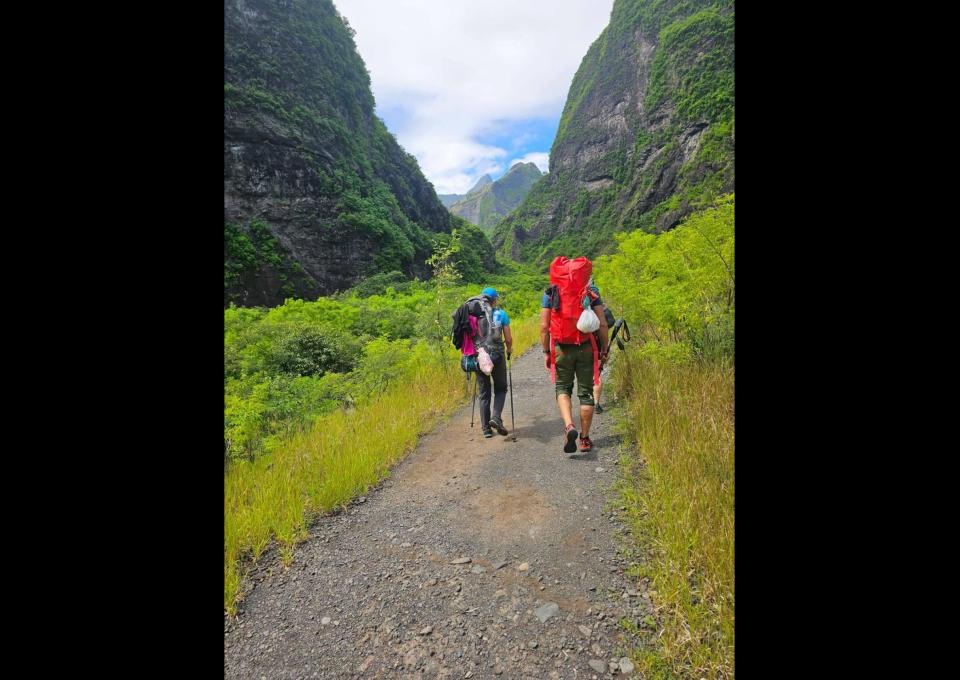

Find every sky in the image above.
[334,0,615,195]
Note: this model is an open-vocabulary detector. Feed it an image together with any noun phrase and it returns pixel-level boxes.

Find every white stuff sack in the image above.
[577,307,600,333]
[477,347,494,375]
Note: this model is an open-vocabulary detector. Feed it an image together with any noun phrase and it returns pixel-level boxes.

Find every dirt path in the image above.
[224,346,649,679]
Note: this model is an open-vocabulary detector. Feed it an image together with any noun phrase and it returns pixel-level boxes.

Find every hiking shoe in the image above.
[563,424,579,453]
[579,436,593,452]
[483,428,493,438]
[490,417,508,436]
[595,403,604,413]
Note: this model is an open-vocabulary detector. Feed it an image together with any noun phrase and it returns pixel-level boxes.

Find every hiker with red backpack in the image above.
[541,257,609,454]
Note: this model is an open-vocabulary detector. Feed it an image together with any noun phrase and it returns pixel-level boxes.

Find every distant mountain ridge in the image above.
[438,174,493,208]
[466,175,493,195]
[447,163,544,233]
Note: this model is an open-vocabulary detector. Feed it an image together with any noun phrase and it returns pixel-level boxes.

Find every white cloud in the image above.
[510,152,550,173]
[334,0,614,194]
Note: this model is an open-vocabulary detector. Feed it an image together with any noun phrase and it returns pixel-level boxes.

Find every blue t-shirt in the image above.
[542,284,604,309]
[478,307,509,351]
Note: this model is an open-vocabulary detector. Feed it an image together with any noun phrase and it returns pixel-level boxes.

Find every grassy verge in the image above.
[612,351,734,679]
[224,314,540,614]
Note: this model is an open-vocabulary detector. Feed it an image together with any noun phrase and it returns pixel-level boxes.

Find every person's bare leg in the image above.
[580,404,594,437]
[593,378,604,414]
[557,394,575,428]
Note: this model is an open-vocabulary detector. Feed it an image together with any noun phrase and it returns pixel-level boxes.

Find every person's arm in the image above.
[504,325,513,358]
[594,303,609,358]
[540,307,552,369]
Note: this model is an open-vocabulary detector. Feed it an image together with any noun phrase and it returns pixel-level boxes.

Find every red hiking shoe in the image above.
[578,436,593,452]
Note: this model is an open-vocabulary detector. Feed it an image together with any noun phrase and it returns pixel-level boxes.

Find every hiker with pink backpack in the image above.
[451,287,513,439]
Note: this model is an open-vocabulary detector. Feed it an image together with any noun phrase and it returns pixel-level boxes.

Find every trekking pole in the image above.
[470,371,477,427]
[508,355,516,439]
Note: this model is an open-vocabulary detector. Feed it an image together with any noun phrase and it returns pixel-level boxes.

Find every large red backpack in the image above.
[547,256,600,384]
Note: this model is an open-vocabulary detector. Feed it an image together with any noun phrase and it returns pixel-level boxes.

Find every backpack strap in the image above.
[550,341,557,384]
[590,333,599,384]
[544,285,560,312]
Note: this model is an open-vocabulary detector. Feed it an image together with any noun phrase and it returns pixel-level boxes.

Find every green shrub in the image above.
[267,326,361,376]
[595,193,734,359]
[348,270,408,298]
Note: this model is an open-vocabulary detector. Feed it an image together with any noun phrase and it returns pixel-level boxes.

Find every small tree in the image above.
[426,234,463,370]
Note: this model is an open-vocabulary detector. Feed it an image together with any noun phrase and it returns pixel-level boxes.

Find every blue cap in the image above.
[482,287,498,299]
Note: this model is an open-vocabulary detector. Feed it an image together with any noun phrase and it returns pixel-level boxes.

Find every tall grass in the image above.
[224,314,540,614]
[593,194,734,676]
[613,350,734,679]
[508,312,540,356]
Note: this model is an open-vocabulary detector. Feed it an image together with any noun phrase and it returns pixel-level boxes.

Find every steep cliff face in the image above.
[448,163,544,233]
[492,0,734,263]
[224,0,452,306]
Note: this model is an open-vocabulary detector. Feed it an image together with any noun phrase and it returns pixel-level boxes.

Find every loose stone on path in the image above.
[534,602,560,623]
